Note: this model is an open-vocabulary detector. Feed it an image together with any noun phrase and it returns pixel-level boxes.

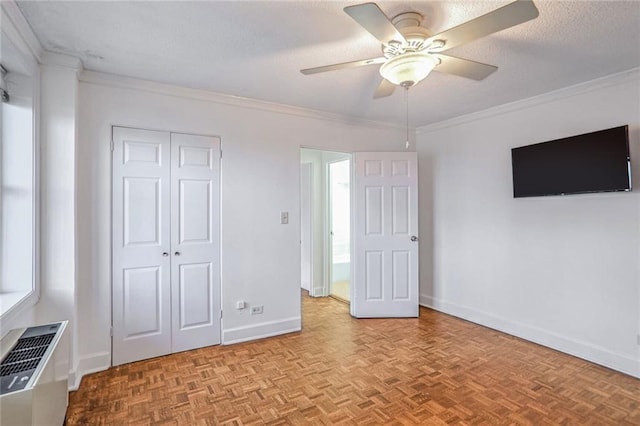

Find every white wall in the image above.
[28,59,79,390]
[417,69,640,377]
[300,148,324,296]
[75,73,407,381]
[36,60,80,379]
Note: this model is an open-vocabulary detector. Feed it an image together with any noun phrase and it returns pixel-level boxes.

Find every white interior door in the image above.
[352,152,419,317]
[170,133,221,352]
[112,127,172,365]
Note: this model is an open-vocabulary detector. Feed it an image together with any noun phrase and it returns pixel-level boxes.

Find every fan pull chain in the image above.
[405,87,410,150]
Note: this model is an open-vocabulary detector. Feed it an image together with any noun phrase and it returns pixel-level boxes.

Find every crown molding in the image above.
[417,67,640,135]
[79,70,409,132]
[41,51,83,71]
[1,0,44,63]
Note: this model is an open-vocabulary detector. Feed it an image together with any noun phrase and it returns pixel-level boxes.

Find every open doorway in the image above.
[300,148,351,303]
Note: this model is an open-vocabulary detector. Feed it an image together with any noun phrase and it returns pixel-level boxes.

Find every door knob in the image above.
[411,236,419,242]
[162,252,169,257]
[174,251,181,256]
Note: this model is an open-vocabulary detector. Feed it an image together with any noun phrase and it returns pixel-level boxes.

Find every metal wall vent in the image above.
[0,321,68,425]
[0,323,61,395]
[0,65,9,103]
[0,333,55,376]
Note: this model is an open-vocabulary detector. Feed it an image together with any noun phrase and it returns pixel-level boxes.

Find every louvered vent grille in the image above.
[0,333,55,377]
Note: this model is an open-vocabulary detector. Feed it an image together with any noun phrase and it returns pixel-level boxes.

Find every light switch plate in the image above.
[281,211,289,224]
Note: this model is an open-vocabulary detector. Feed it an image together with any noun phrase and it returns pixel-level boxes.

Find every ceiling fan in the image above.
[301,0,539,98]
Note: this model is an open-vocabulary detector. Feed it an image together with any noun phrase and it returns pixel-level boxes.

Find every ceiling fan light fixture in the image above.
[379,52,438,87]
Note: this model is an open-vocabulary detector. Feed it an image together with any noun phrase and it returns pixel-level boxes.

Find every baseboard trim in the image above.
[68,351,110,391]
[222,317,301,345]
[420,294,640,379]
[311,285,326,298]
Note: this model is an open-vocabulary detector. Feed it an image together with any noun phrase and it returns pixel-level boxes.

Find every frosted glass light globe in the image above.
[380,52,438,87]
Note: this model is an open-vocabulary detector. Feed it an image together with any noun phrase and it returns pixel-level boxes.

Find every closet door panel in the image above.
[112,127,172,366]
[170,132,221,352]
[178,262,213,328]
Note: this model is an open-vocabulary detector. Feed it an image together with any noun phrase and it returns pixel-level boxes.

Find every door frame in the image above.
[300,162,313,294]
[299,147,352,300]
[299,148,419,319]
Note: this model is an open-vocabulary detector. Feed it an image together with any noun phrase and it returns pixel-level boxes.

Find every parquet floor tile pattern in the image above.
[67,293,640,425]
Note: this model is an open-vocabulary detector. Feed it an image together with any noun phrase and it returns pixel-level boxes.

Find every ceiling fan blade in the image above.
[344,3,407,45]
[373,78,396,99]
[427,0,539,52]
[301,57,385,75]
[432,54,498,80]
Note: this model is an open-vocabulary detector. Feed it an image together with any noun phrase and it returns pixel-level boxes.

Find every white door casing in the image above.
[300,163,313,293]
[112,127,221,366]
[352,152,419,318]
[170,133,221,353]
[112,127,172,365]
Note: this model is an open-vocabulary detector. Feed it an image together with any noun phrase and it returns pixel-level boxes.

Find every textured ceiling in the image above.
[16,1,640,127]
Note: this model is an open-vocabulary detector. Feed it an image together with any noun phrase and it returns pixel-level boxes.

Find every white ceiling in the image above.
[16,1,640,127]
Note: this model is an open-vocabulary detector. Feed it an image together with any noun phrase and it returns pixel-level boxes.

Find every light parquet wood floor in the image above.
[66,293,639,425]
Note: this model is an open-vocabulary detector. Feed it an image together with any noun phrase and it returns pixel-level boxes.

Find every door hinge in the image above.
[110,326,113,337]
[219,150,222,159]
[220,310,223,319]
[110,139,114,152]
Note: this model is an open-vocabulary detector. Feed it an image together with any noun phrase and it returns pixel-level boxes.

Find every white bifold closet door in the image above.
[112,127,221,366]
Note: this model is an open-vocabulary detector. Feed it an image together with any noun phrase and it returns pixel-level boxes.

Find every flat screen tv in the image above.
[511,125,632,198]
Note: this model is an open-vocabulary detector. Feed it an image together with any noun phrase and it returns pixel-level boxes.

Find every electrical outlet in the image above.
[280,211,288,224]
[251,305,263,315]
[236,301,245,310]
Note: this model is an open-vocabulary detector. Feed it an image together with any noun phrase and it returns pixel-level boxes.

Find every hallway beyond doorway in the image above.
[330,280,350,303]
[300,148,351,300]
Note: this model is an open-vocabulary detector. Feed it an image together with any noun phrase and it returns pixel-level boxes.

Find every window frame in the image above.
[0,10,41,336]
